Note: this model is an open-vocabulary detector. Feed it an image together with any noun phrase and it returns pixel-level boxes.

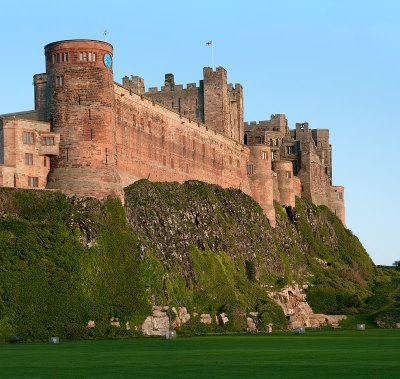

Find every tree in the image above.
[393,261,400,269]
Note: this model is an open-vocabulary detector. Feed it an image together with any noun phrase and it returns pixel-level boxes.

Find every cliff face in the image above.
[0,181,377,340]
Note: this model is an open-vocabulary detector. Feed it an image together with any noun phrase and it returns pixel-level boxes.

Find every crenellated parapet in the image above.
[0,39,346,228]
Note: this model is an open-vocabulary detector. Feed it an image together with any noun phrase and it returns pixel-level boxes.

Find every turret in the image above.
[248,145,275,226]
[43,39,121,198]
[330,186,346,225]
[273,160,295,208]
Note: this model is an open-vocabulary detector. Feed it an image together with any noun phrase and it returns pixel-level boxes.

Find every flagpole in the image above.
[206,41,215,70]
[211,41,215,71]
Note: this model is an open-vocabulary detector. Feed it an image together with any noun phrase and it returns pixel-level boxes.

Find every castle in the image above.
[0,39,345,226]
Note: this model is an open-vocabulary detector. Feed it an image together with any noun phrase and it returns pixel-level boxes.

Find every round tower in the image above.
[44,39,121,198]
[273,160,295,208]
[248,145,275,226]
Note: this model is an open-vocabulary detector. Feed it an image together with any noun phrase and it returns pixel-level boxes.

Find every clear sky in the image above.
[0,0,399,265]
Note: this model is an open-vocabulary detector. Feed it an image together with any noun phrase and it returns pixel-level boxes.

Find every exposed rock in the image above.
[270,283,346,328]
[178,307,190,324]
[200,313,212,324]
[247,317,257,331]
[110,317,120,327]
[153,309,167,318]
[142,305,171,336]
[87,320,95,329]
[219,313,229,325]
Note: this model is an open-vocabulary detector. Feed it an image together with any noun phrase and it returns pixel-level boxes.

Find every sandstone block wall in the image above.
[273,160,295,208]
[330,186,345,226]
[0,117,59,189]
[114,84,252,196]
[248,145,275,226]
[42,40,122,198]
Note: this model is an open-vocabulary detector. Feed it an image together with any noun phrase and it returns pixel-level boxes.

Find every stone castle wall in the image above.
[0,39,345,226]
[0,117,59,189]
[114,83,252,196]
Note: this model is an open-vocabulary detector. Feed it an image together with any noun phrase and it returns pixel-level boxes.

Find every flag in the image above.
[206,41,212,46]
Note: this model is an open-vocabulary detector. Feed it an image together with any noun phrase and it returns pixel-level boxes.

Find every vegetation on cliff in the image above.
[0,181,397,340]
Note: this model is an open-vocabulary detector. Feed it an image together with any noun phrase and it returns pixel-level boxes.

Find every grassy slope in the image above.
[0,181,396,340]
[1,331,400,378]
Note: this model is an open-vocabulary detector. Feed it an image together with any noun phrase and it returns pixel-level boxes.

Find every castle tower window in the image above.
[62,52,68,62]
[52,53,61,63]
[80,52,88,61]
[337,192,343,200]
[286,171,291,179]
[286,146,294,154]
[25,153,33,165]
[23,131,34,144]
[271,151,275,160]
[247,164,254,175]
[262,151,268,160]
[244,134,248,145]
[56,76,64,87]
[42,136,55,145]
[28,176,38,188]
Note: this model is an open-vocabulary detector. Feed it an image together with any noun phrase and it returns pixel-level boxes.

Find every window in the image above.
[271,151,275,160]
[44,157,47,167]
[23,131,34,144]
[52,53,60,63]
[262,151,268,160]
[286,171,292,179]
[25,153,33,165]
[80,52,96,62]
[28,176,39,188]
[42,136,55,145]
[53,52,68,63]
[337,192,343,200]
[56,76,64,87]
[247,164,254,175]
[286,146,294,154]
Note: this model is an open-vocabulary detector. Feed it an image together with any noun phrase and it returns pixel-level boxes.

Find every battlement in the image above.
[0,39,345,227]
[244,114,287,127]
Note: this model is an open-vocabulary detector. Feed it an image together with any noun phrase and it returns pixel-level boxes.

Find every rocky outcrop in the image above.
[270,283,346,328]
[142,306,170,336]
[200,314,212,324]
[142,306,193,336]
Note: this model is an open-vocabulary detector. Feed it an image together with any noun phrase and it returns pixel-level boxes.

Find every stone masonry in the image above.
[0,39,345,226]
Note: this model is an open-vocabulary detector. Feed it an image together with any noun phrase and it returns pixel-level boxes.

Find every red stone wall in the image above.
[273,160,295,208]
[329,186,345,225]
[248,145,275,226]
[0,117,59,189]
[43,40,122,198]
[114,84,252,196]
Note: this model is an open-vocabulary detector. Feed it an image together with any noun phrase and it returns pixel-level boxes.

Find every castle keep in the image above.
[0,39,345,226]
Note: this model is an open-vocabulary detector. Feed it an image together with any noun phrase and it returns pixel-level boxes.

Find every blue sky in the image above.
[0,0,399,265]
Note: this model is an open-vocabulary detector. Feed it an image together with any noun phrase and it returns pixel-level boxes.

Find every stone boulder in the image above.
[200,314,212,324]
[247,317,257,331]
[218,313,229,325]
[142,305,170,336]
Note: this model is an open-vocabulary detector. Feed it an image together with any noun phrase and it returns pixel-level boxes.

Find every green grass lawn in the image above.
[1,330,400,378]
